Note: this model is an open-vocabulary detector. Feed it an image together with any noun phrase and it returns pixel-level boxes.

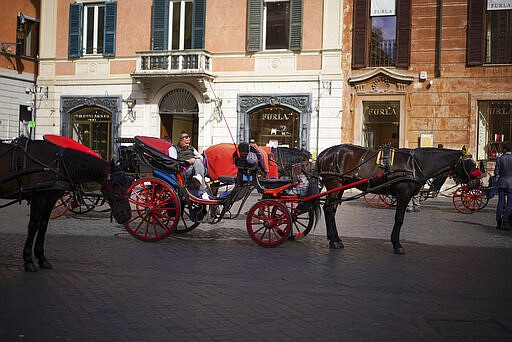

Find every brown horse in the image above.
[0,136,131,271]
[314,144,481,254]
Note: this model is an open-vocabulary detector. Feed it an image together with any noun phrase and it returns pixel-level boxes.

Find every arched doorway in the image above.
[70,106,112,160]
[159,88,199,146]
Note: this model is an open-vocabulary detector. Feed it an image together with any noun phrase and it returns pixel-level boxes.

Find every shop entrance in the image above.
[363,101,400,149]
[70,107,112,160]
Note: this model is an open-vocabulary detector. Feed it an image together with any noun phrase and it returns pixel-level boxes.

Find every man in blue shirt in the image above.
[495,142,512,230]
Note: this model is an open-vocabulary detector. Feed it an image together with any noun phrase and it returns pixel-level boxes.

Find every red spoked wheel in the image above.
[461,187,489,212]
[246,199,292,247]
[283,200,315,240]
[124,178,180,241]
[50,191,72,219]
[364,193,396,208]
[452,186,472,214]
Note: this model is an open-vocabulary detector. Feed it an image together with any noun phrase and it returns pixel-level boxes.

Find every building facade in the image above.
[36,0,342,160]
[0,0,41,139]
[341,0,512,169]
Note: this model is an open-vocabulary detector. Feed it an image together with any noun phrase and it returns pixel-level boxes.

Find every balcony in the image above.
[132,50,214,79]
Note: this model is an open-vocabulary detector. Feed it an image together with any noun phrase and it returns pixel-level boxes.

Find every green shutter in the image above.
[103,1,117,57]
[247,0,262,52]
[192,0,206,49]
[152,0,169,50]
[68,3,82,58]
[289,0,303,51]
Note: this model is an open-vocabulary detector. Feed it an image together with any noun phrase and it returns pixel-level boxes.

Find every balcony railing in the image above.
[134,50,213,76]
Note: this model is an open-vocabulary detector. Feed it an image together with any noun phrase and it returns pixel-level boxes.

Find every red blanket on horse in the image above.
[204,143,277,180]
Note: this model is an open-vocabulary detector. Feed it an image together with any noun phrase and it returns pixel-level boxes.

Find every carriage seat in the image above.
[133,136,181,174]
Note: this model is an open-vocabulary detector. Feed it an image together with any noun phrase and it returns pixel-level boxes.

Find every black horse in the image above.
[314,144,481,254]
[0,137,131,271]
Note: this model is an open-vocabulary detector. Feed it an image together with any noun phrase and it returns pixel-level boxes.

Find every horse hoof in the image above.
[24,262,38,272]
[329,241,344,249]
[394,247,405,255]
[38,259,53,269]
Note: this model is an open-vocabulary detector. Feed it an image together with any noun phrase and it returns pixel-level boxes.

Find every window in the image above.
[68,1,117,58]
[246,0,303,52]
[486,10,512,64]
[352,0,411,69]
[249,106,300,149]
[151,0,205,50]
[16,14,39,58]
[370,16,396,67]
[468,0,512,66]
[264,1,290,50]
[477,100,512,160]
[84,3,105,55]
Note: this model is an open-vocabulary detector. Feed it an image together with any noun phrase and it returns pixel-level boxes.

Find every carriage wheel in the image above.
[452,186,472,214]
[50,191,72,219]
[461,187,489,212]
[173,200,202,234]
[68,193,99,214]
[364,193,394,208]
[283,201,315,240]
[246,200,292,247]
[123,178,180,241]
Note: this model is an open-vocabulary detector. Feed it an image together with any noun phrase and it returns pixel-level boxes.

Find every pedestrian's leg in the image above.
[504,189,512,230]
[497,190,506,229]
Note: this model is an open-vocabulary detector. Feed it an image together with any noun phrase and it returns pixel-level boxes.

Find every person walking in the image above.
[168,131,209,199]
[495,142,512,230]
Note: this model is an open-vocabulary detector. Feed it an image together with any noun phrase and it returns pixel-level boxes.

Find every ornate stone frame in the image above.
[237,94,312,150]
[60,96,121,157]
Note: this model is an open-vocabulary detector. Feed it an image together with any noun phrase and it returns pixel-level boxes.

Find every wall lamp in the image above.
[124,98,136,121]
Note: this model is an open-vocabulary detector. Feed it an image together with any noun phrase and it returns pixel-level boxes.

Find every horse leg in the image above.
[390,197,409,255]
[324,196,343,249]
[23,213,39,272]
[33,193,60,269]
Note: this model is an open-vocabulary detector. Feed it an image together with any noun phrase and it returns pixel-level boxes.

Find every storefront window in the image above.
[363,101,400,148]
[249,106,299,148]
[71,107,112,160]
[478,100,512,160]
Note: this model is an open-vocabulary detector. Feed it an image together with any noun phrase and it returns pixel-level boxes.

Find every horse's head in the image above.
[101,160,132,224]
[452,154,482,186]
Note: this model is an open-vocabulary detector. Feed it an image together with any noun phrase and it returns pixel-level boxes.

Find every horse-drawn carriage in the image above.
[117,136,319,247]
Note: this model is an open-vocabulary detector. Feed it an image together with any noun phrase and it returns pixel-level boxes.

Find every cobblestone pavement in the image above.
[1,194,511,341]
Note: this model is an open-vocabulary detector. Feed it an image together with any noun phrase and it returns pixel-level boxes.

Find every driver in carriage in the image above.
[168,131,210,200]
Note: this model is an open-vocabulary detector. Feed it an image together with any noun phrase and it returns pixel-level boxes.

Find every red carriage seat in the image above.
[43,134,103,160]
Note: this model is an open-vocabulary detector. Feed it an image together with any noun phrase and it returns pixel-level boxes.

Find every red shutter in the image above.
[396,0,411,68]
[352,0,369,69]
[467,0,485,66]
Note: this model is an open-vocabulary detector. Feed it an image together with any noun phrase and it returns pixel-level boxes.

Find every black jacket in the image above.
[495,152,512,189]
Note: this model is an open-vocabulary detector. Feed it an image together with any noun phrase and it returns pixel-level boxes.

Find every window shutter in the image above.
[103,1,117,57]
[192,0,206,49]
[152,0,169,50]
[289,0,303,51]
[247,0,262,52]
[466,0,485,66]
[396,0,411,68]
[16,16,24,56]
[68,3,82,58]
[352,0,369,69]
